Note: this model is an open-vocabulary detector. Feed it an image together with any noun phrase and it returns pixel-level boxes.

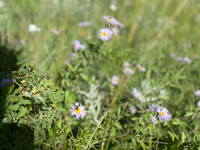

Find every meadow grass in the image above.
[0,0,200,149]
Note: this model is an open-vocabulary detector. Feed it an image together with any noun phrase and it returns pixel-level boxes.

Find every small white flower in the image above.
[111,75,119,85]
[99,28,113,41]
[103,16,118,26]
[123,67,134,75]
[110,4,117,11]
[130,106,136,114]
[197,101,200,108]
[194,90,200,97]
[110,27,119,35]
[124,62,130,68]
[28,24,41,32]
[51,28,61,35]
[183,57,191,63]
[137,64,146,72]
[156,106,171,123]
[71,102,87,120]
[73,40,85,51]
[132,88,145,102]
[78,21,92,27]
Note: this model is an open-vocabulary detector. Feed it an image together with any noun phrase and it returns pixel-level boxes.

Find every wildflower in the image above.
[156,106,171,123]
[151,116,156,124]
[110,27,119,35]
[137,64,146,72]
[110,3,117,11]
[51,28,61,35]
[103,16,118,26]
[187,43,192,48]
[111,75,119,85]
[78,21,92,27]
[0,78,13,88]
[28,24,41,32]
[117,22,124,28]
[132,88,145,102]
[197,101,200,107]
[130,106,136,114]
[73,40,86,51]
[123,67,134,75]
[183,57,191,63]
[169,54,175,58]
[99,28,113,41]
[176,57,183,62]
[194,90,200,97]
[71,53,76,58]
[19,40,26,45]
[146,104,155,112]
[71,102,87,120]
[124,62,130,68]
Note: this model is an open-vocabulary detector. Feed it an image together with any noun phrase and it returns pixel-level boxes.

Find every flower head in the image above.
[71,53,76,58]
[111,75,119,85]
[194,90,200,97]
[183,57,191,63]
[103,16,118,26]
[132,88,145,102]
[123,67,134,75]
[146,104,155,112]
[78,21,92,27]
[70,102,87,120]
[116,22,124,28]
[177,57,183,62]
[124,62,130,68]
[156,106,171,123]
[110,27,119,35]
[0,78,14,88]
[130,106,136,114]
[197,101,200,108]
[51,28,61,35]
[28,24,41,32]
[169,54,175,58]
[20,40,26,45]
[151,116,156,124]
[73,40,85,51]
[99,28,113,41]
[110,4,117,11]
[137,64,146,72]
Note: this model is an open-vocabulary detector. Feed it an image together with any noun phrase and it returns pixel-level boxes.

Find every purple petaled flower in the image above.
[146,104,155,112]
[156,106,171,123]
[124,62,130,68]
[73,40,85,51]
[99,28,113,41]
[132,88,145,102]
[103,16,118,26]
[70,102,87,120]
[117,22,124,28]
[71,53,76,58]
[169,54,175,58]
[123,67,134,75]
[0,78,14,88]
[110,27,119,35]
[19,40,26,45]
[151,116,156,124]
[194,90,200,97]
[183,57,191,63]
[111,75,119,85]
[137,64,146,72]
[197,101,200,108]
[130,106,136,114]
[78,21,92,27]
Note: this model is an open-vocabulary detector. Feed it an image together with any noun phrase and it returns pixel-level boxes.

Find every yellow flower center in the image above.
[161,112,165,116]
[138,96,141,99]
[149,108,152,110]
[76,108,81,114]
[102,32,107,36]
[139,67,143,70]
[108,17,112,20]
[5,81,10,85]
[115,78,118,82]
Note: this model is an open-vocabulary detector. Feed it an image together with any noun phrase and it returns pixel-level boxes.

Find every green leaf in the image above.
[80,73,96,85]
[11,111,19,118]
[11,103,20,111]
[184,111,195,117]
[168,131,175,142]
[32,96,43,103]
[21,98,31,105]
[23,92,32,98]
[18,106,28,118]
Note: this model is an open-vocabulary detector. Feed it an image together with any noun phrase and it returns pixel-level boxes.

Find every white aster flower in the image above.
[71,102,87,120]
[130,106,136,114]
[156,106,171,123]
[132,88,145,102]
[123,67,134,75]
[73,40,85,51]
[78,21,92,27]
[124,62,130,68]
[110,27,119,35]
[194,90,200,97]
[110,4,117,11]
[183,57,191,63]
[137,64,146,72]
[197,101,200,108]
[28,24,41,32]
[99,28,113,41]
[103,16,118,26]
[111,75,119,85]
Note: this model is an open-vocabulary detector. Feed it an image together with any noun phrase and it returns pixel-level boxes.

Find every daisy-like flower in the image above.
[197,101,200,108]
[156,106,171,123]
[123,67,134,75]
[194,90,200,97]
[78,21,92,27]
[130,106,136,114]
[110,3,117,11]
[169,54,175,58]
[73,40,86,51]
[111,75,119,85]
[28,24,41,32]
[137,64,146,72]
[124,62,130,68]
[110,27,119,35]
[132,88,145,102]
[183,57,191,63]
[146,104,155,112]
[71,102,87,120]
[51,28,61,35]
[103,16,118,26]
[99,28,113,41]
[151,116,156,124]
[71,53,76,58]
[0,78,13,88]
